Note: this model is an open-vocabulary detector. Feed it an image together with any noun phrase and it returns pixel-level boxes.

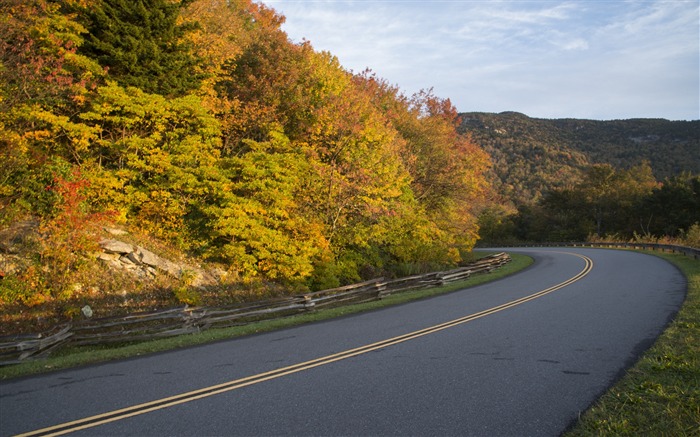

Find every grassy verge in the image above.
[0,253,534,380]
[566,251,699,436]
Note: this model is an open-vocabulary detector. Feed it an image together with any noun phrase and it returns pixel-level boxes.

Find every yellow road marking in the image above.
[16,252,593,437]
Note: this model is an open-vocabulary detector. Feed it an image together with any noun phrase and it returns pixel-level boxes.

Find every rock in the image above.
[97,252,120,262]
[119,254,136,265]
[158,259,182,277]
[125,251,141,264]
[135,246,160,268]
[100,239,133,254]
[191,270,220,287]
[81,305,93,318]
[95,238,220,285]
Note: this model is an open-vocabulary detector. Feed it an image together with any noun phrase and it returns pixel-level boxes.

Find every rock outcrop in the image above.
[0,220,223,287]
[97,239,221,287]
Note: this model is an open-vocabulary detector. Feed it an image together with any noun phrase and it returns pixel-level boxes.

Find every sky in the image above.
[261,0,700,120]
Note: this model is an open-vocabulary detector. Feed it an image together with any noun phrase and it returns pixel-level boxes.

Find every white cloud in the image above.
[263,0,699,120]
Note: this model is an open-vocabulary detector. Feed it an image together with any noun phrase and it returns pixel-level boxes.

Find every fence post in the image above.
[303,295,315,311]
[375,283,389,299]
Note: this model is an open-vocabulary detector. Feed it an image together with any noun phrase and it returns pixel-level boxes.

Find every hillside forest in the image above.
[0,0,491,324]
[460,112,700,245]
[0,0,697,332]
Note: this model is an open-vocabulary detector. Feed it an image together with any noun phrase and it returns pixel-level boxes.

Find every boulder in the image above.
[135,246,161,268]
[97,252,121,262]
[100,239,133,254]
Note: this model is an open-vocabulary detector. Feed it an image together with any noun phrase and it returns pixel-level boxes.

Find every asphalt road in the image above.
[0,248,687,436]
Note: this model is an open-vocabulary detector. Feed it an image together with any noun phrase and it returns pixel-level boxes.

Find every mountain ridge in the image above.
[458,111,700,205]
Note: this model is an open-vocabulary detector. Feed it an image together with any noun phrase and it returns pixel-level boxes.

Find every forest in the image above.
[0,0,697,330]
[0,0,490,320]
[460,111,700,206]
[462,112,700,245]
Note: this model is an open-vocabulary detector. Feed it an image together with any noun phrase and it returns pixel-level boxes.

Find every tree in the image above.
[78,83,224,245]
[577,163,657,237]
[76,0,203,97]
[0,0,103,221]
[206,127,325,283]
[516,162,660,241]
[644,173,700,237]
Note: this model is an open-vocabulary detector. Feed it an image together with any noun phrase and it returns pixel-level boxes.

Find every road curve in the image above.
[0,248,687,436]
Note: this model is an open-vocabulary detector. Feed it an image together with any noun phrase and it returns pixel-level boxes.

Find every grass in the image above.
[0,253,534,380]
[565,251,699,436]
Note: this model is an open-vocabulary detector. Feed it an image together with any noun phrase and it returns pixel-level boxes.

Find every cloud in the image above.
[263,0,699,120]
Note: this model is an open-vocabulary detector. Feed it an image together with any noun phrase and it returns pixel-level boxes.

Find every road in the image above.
[0,248,687,436]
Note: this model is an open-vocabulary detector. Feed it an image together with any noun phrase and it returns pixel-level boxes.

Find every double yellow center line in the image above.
[17,252,593,437]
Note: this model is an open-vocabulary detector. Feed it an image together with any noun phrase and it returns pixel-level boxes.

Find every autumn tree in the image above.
[205,127,326,283]
[356,75,491,258]
[0,0,104,222]
[2,0,497,301]
[77,83,224,245]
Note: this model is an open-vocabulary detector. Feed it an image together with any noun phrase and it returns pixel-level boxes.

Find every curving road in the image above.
[0,248,687,436]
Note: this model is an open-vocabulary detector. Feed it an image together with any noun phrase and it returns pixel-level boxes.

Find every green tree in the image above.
[644,173,700,237]
[76,0,203,96]
[576,163,656,237]
[518,162,659,241]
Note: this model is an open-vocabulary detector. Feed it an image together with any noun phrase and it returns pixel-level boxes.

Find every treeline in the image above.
[479,163,700,245]
[0,0,490,303]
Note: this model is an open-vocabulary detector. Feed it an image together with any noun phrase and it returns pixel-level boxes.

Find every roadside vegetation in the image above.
[1,0,491,333]
[567,251,699,436]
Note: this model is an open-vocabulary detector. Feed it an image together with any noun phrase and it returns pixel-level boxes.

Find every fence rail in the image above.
[0,253,512,365]
[508,242,700,259]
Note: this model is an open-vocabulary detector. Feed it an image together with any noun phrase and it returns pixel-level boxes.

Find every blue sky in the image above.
[261,1,699,120]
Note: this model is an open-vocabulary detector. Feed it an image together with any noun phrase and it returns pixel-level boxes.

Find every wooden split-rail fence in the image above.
[504,241,700,259]
[0,253,512,365]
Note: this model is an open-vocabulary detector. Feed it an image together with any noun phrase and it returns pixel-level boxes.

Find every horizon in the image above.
[458,110,700,122]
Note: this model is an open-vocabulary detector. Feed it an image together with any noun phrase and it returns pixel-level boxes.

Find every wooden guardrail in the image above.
[510,242,700,259]
[0,253,511,365]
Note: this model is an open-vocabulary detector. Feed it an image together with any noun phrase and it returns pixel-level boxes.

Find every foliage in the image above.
[1,0,492,315]
[460,112,700,207]
[78,82,225,245]
[0,0,103,221]
[0,167,114,306]
[478,162,699,245]
[643,173,700,238]
[74,0,203,97]
[207,127,324,282]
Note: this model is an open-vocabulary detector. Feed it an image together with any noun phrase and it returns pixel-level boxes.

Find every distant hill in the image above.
[458,112,700,205]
